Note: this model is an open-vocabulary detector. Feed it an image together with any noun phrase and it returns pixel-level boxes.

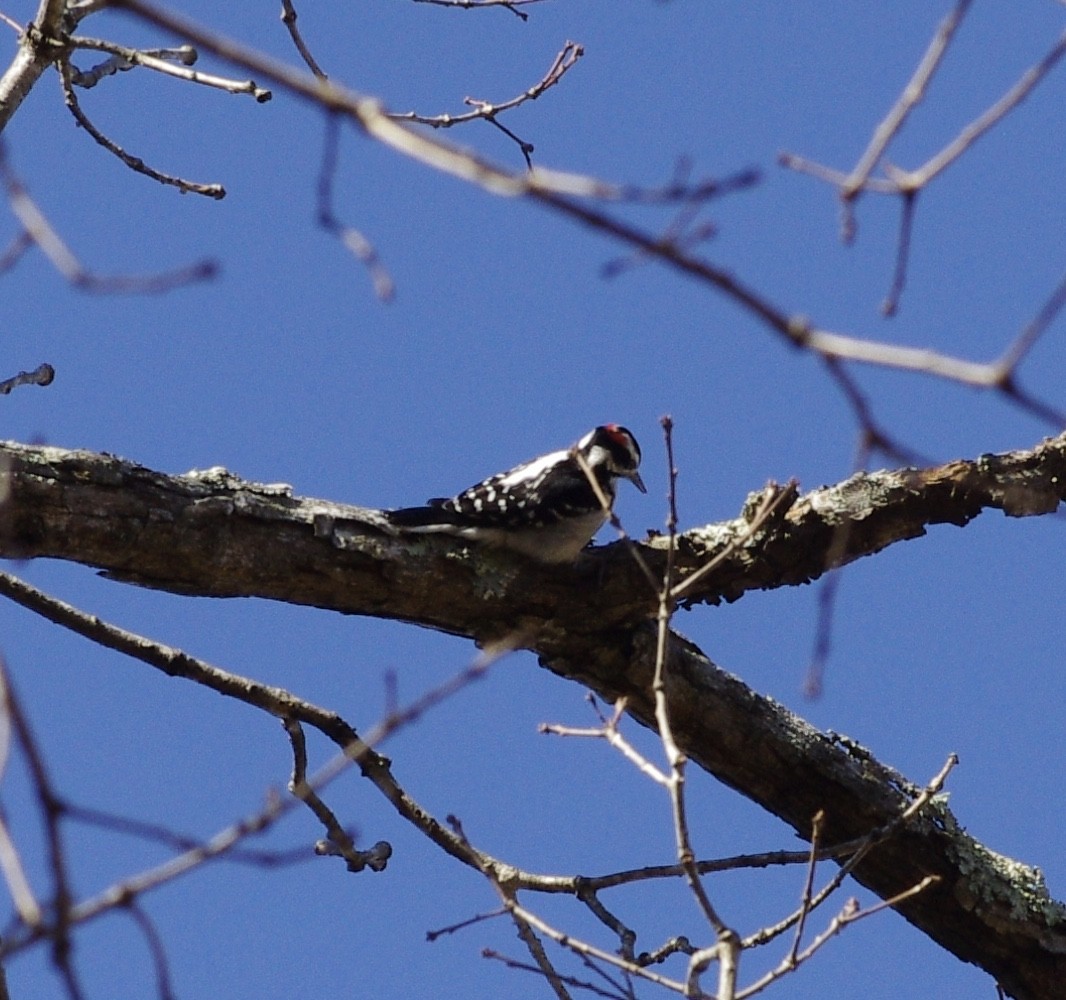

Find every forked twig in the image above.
[69,34,270,100]
[410,0,548,21]
[59,60,226,198]
[390,41,584,168]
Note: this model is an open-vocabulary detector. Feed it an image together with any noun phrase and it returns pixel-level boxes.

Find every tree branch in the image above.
[1,436,1065,998]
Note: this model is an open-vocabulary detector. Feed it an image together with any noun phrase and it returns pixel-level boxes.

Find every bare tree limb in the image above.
[1,436,1065,997]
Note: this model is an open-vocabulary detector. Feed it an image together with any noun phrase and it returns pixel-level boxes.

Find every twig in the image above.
[743,754,958,951]
[651,418,732,988]
[575,882,638,961]
[481,950,625,999]
[819,356,930,467]
[279,0,327,78]
[0,657,83,997]
[839,0,974,215]
[804,424,876,698]
[0,229,32,273]
[906,30,1066,189]
[994,268,1066,378]
[787,811,824,964]
[69,34,270,101]
[390,41,584,167]
[505,898,573,1000]
[410,0,548,21]
[59,60,226,198]
[0,362,54,395]
[0,568,504,907]
[283,718,374,873]
[0,809,43,927]
[426,907,506,942]
[638,936,695,966]
[505,898,689,995]
[316,116,395,300]
[880,188,917,316]
[540,697,669,786]
[782,8,1066,319]
[125,902,176,1000]
[670,482,797,601]
[736,876,940,1000]
[61,802,311,867]
[66,42,196,88]
[601,158,741,278]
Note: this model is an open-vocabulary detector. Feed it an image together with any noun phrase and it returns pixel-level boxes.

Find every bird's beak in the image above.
[629,470,647,494]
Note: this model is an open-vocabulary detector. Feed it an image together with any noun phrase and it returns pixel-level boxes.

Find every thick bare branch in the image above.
[0,433,1065,629]
[1,436,1065,997]
[0,0,69,134]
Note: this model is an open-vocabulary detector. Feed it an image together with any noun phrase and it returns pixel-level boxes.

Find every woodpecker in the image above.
[385,424,646,563]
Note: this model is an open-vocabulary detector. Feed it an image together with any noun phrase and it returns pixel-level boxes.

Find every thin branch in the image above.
[652,417,731,971]
[819,356,929,467]
[804,424,876,699]
[840,0,973,208]
[540,696,669,786]
[787,811,824,964]
[575,884,637,963]
[68,34,271,101]
[779,8,1066,322]
[0,657,82,997]
[279,0,327,79]
[0,0,70,133]
[669,481,796,602]
[61,802,311,867]
[316,116,395,300]
[481,950,625,999]
[66,42,196,88]
[736,876,940,1000]
[994,268,1066,377]
[0,229,32,273]
[505,898,689,995]
[109,0,1064,426]
[504,894,573,1000]
[0,809,44,927]
[880,188,917,316]
[282,718,372,873]
[743,754,958,951]
[426,907,507,942]
[390,41,584,167]
[59,60,226,198]
[0,569,492,890]
[125,902,176,1000]
[0,362,54,395]
[908,30,1066,187]
[410,0,547,20]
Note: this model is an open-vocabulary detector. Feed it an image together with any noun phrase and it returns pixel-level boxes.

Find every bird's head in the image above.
[579,424,647,494]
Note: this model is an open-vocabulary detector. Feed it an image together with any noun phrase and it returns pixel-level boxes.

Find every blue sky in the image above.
[2,2,1065,997]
